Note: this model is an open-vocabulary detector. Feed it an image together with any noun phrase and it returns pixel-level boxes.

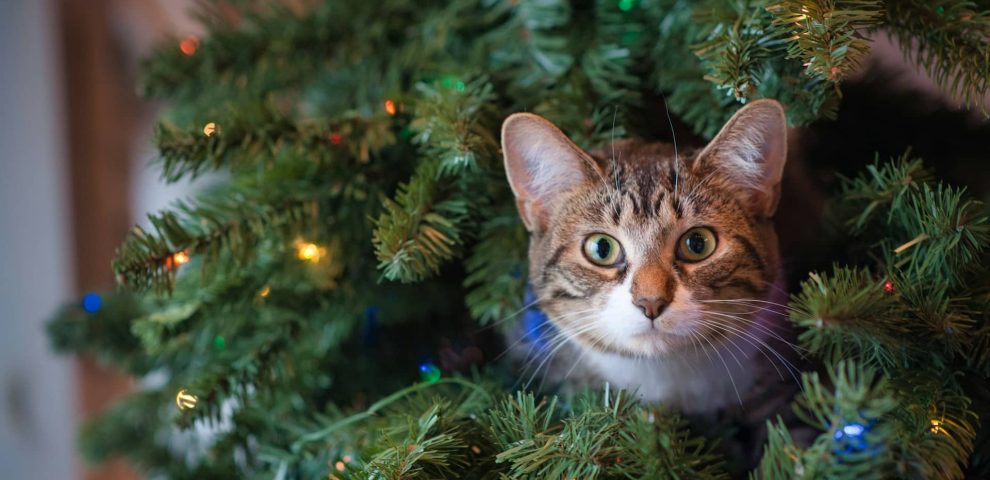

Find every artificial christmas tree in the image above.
[49,1,990,478]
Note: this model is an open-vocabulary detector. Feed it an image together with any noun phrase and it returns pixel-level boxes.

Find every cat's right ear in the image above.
[502,113,601,232]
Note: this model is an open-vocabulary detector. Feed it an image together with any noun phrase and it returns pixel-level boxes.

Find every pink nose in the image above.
[633,297,668,320]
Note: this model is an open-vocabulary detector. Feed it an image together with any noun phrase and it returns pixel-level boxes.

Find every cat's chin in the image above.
[614,329,696,358]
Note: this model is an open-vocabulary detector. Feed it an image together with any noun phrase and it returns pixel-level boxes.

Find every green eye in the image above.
[583,234,624,266]
[677,227,717,261]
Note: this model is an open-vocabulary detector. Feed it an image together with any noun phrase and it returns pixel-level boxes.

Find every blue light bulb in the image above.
[82,292,102,313]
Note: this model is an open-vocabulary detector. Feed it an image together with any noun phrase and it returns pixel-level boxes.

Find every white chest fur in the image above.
[584,335,766,413]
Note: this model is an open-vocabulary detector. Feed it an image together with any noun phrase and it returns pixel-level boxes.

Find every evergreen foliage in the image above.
[47,0,990,478]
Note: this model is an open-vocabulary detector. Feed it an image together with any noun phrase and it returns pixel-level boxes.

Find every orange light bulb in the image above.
[172,251,190,266]
[179,36,199,56]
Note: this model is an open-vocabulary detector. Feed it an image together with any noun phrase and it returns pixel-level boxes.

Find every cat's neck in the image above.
[585,337,763,413]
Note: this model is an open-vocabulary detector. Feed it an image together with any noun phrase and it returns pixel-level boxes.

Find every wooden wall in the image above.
[59,0,140,478]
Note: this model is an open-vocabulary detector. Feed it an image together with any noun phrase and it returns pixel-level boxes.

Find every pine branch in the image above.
[484,391,559,452]
[753,60,841,122]
[112,187,317,293]
[652,0,844,136]
[141,2,329,101]
[790,266,910,370]
[155,104,394,183]
[141,1,434,103]
[885,370,977,479]
[373,78,501,283]
[485,0,574,91]
[490,387,726,479]
[577,0,644,109]
[359,402,474,480]
[885,0,990,114]
[968,296,990,373]
[838,152,933,233]
[463,209,528,325]
[649,0,739,138]
[794,362,896,439]
[769,0,884,82]
[895,277,981,362]
[614,407,729,479]
[372,159,473,283]
[527,0,648,146]
[787,362,899,478]
[491,390,633,478]
[751,419,801,480]
[47,291,152,375]
[839,154,989,286]
[694,2,785,102]
[757,363,974,479]
[785,155,987,478]
[888,183,990,286]
[79,385,267,478]
[411,77,500,176]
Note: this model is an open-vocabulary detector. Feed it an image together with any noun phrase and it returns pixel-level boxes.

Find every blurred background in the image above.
[0,1,205,478]
[0,1,987,479]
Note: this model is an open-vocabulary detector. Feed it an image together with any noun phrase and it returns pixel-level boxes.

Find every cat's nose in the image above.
[633,296,668,320]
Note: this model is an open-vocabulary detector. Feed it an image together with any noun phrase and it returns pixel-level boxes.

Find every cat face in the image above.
[502,100,787,358]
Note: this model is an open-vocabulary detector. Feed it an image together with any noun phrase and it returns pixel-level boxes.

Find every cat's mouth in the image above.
[628,320,678,336]
[620,320,700,355]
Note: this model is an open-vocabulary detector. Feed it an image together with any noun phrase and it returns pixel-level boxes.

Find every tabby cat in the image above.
[502,100,794,414]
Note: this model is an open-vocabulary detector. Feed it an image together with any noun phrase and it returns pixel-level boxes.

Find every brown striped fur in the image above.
[502,100,790,411]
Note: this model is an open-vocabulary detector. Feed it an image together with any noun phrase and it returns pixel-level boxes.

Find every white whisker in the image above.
[701,298,793,311]
[697,331,743,406]
[508,312,594,369]
[701,309,804,352]
[611,106,621,193]
[496,306,601,362]
[696,316,800,384]
[480,294,550,331]
[519,320,600,390]
[697,314,804,384]
[514,316,598,372]
[660,93,680,199]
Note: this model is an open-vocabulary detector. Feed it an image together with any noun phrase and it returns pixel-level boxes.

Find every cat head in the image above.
[502,100,787,358]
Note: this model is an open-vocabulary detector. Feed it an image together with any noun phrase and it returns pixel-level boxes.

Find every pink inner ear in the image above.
[514,198,542,232]
[501,113,600,230]
[695,100,788,217]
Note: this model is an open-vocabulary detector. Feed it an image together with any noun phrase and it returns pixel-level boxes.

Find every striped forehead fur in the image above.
[589,140,711,221]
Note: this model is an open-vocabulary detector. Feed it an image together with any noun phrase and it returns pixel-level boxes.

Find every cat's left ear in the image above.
[502,113,602,232]
[694,99,787,217]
